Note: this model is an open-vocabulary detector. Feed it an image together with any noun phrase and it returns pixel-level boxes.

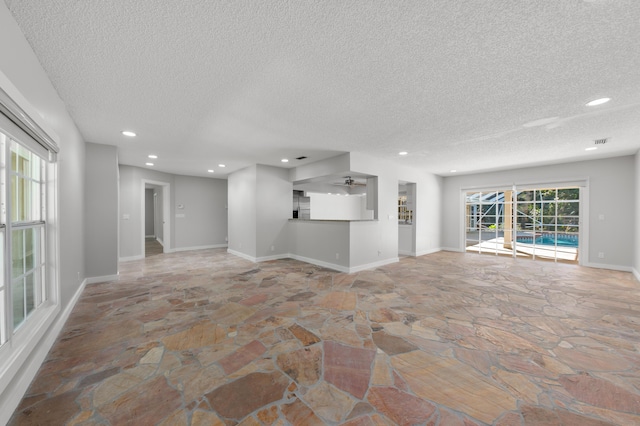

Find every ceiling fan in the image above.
[332,176,367,187]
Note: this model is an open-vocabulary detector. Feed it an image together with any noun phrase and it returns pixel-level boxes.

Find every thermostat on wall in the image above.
[177,204,184,209]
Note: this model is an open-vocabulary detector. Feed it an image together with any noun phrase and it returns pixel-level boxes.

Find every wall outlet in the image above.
[598,252,605,259]
[335,253,339,260]
[270,245,275,252]
[225,236,228,242]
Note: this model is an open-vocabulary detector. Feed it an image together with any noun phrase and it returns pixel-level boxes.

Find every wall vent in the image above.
[295,156,308,160]
[594,138,608,145]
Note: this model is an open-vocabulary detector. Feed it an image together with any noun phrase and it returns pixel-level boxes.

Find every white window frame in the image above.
[0,76,60,422]
[459,178,588,266]
[8,140,48,332]
[0,119,59,386]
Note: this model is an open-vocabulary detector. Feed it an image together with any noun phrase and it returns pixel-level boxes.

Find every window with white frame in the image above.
[0,118,55,350]
[0,80,59,423]
[10,140,46,331]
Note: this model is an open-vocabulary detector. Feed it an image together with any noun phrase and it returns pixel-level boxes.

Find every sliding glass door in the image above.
[465,185,580,263]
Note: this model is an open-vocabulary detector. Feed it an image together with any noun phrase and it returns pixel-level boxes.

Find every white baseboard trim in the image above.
[227,250,290,264]
[145,234,155,238]
[399,248,441,257]
[157,238,164,247]
[227,249,258,263]
[288,254,349,273]
[256,254,290,262]
[633,268,640,282]
[119,255,144,262]
[348,257,400,273]
[441,247,465,253]
[228,250,400,274]
[120,244,228,262]
[0,278,87,426]
[415,247,443,257]
[583,262,633,272]
[167,244,228,253]
[86,274,119,284]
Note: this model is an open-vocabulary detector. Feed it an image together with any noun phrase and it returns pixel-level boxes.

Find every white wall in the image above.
[289,153,351,182]
[344,153,398,267]
[0,2,86,306]
[285,152,442,270]
[256,165,292,259]
[442,156,635,270]
[174,175,228,249]
[634,151,640,280]
[289,220,350,269]
[85,143,118,280]
[228,165,257,258]
[145,189,154,236]
[309,193,370,220]
[119,166,174,259]
[349,153,443,267]
[119,165,228,259]
[0,3,87,421]
[155,187,164,243]
[399,225,413,255]
[398,169,443,256]
[227,165,292,261]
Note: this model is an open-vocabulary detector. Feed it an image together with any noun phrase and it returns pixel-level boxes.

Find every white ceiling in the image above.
[5,0,640,178]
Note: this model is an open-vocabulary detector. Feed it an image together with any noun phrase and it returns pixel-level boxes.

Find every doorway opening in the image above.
[144,188,162,257]
[398,181,416,256]
[142,180,170,257]
[464,185,581,264]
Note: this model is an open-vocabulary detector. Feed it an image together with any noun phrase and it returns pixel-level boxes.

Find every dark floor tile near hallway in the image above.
[145,237,164,257]
[9,250,640,425]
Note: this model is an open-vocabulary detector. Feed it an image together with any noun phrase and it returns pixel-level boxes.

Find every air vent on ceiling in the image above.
[594,138,608,145]
[295,156,308,160]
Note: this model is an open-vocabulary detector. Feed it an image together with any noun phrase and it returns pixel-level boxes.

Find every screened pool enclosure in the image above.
[465,187,580,263]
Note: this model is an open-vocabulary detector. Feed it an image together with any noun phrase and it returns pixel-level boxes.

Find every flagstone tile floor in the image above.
[9,249,640,425]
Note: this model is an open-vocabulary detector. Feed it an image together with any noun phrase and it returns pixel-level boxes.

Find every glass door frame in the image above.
[459,180,589,266]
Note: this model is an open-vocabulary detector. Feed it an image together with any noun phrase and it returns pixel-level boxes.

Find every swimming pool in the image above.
[516,234,578,247]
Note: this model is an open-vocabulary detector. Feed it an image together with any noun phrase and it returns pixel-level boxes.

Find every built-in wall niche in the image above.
[292,173,378,220]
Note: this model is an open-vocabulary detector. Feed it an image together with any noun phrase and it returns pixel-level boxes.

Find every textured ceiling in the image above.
[5,0,640,177]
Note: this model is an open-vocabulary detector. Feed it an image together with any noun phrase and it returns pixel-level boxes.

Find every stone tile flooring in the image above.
[145,237,164,257]
[9,250,640,425]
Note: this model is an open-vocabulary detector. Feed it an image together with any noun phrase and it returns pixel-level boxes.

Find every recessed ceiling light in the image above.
[122,130,136,137]
[585,147,598,151]
[450,169,457,173]
[399,151,408,156]
[148,154,157,159]
[586,97,610,107]
[145,162,154,166]
[207,169,214,173]
[218,164,226,168]
[281,158,289,163]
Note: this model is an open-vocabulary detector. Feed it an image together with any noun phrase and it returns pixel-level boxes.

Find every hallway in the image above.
[10,250,640,425]
[145,237,164,257]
